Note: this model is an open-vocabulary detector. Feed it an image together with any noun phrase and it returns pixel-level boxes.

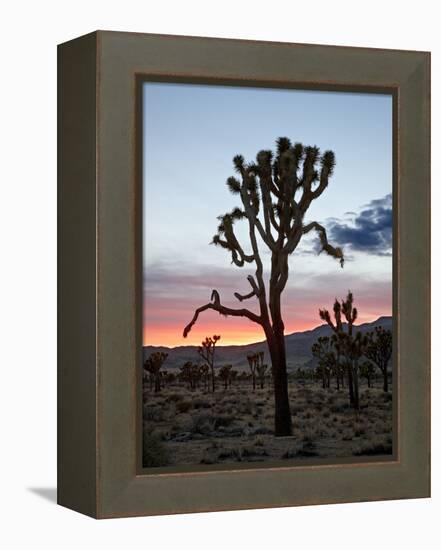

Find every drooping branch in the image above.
[212,209,255,267]
[302,221,344,267]
[183,289,262,338]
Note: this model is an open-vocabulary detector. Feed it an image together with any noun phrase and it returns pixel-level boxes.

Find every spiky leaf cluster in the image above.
[211,136,343,267]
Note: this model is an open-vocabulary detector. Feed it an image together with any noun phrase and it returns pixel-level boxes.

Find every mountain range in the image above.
[143,316,392,372]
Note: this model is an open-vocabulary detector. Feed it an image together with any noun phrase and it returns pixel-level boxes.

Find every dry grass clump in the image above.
[143,405,166,422]
[176,400,193,414]
[352,436,392,456]
[143,430,170,467]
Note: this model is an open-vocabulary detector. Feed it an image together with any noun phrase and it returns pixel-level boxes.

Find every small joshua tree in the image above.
[199,363,210,391]
[311,336,335,389]
[198,335,221,393]
[180,361,201,391]
[319,292,366,410]
[256,352,268,389]
[365,326,393,392]
[218,364,233,390]
[359,360,376,388]
[246,353,257,390]
[247,352,269,389]
[183,137,344,436]
[144,351,168,393]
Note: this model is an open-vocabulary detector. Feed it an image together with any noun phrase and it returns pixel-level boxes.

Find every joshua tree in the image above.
[180,361,201,391]
[218,364,233,390]
[183,137,343,436]
[246,353,258,390]
[200,363,210,391]
[144,351,168,393]
[319,292,365,410]
[360,360,376,388]
[256,356,268,389]
[365,326,393,392]
[198,335,221,392]
[311,336,335,389]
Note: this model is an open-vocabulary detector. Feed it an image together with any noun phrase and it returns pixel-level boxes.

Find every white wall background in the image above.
[0,1,438,548]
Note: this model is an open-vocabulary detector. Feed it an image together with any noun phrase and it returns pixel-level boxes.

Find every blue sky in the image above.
[142,82,393,346]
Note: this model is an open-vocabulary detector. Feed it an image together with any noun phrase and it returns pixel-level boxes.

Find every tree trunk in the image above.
[268,330,292,437]
[154,374,161,393]
[210,365,215,393]
[352,361,360,411]
[382,367,388,393]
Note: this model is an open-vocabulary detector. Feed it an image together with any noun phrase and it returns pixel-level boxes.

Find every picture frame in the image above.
[58,30,430,518]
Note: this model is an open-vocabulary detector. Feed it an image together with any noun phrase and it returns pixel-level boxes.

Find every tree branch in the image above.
[183,290,262,338]
[234,275,260,302]
[240,185,276,251]
[302,221,344,267]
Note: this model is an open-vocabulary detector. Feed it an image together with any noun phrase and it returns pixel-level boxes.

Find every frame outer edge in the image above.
[93,32,431,518]
[57,31,99,518]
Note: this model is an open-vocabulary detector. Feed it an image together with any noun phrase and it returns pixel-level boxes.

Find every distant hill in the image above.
[143,316,392,372]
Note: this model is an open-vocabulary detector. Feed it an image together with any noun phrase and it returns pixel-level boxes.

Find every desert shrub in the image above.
[252,426,273,435]
[302,429,316,443]
[193,398,211,409]
[373,420,388,434]
[291,405,305,416]
[214,414,235,428]
[353,438,392,456]
[353,422,367,437]
[143,431,170,467]
[167,392,184,403]
[296,447,319,457]
[330,403,350,414]
[238,400,254,415]
[217,447,242,461]
[176,400,193,414]
[327,395,336,405]
[281,448,297,459]
[191,413,216,435]
[241,446,268,458]
[143,405,165,422]
[190,413,234,434]
[282,444,318,459]
[200,456,218,464]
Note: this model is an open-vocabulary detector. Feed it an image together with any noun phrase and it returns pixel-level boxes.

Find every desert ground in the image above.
[142,376,393,468]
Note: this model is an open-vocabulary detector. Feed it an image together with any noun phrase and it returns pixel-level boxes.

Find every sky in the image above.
[143,82,393,347]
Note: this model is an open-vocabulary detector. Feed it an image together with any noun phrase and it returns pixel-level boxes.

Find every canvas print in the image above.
[141,82,393,469]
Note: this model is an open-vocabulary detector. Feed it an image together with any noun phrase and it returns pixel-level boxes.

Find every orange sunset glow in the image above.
[143,303,392,348]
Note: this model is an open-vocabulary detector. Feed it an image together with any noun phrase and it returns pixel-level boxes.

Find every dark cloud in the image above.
[329,194,392,256]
